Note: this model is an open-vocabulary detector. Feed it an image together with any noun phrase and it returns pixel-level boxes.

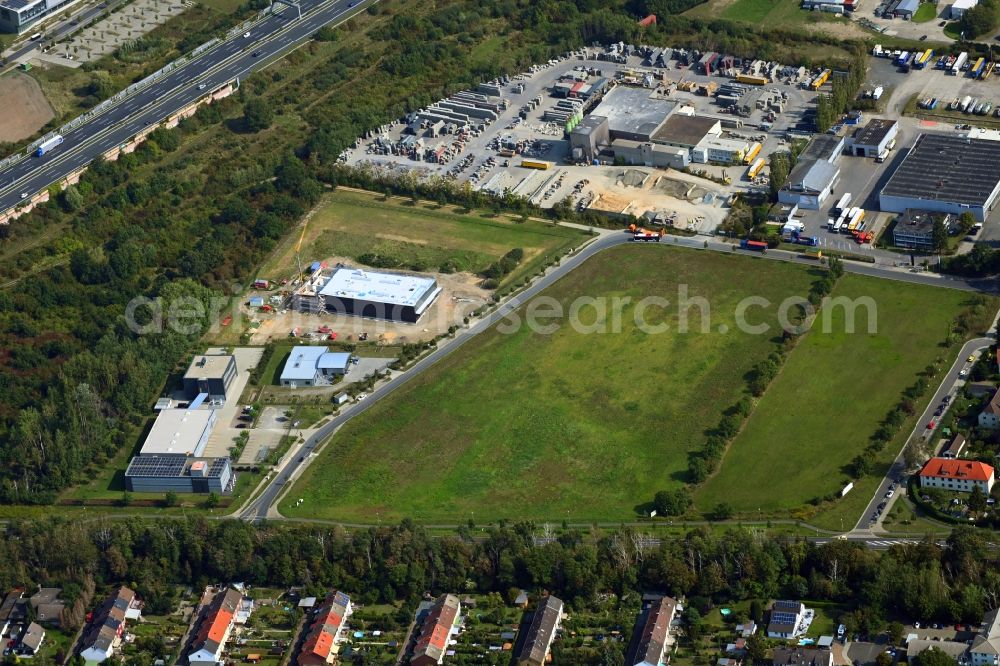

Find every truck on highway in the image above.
[35,134,64,157]
[739,239,768,253]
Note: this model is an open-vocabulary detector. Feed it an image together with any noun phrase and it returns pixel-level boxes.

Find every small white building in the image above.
[280,347,353,388]
[980,389,1000,429]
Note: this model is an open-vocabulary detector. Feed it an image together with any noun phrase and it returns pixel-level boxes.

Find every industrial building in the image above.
[880,134,1000,222]
[846,118,898,158]
[778,135,843,209]
[279,346,353,388]
[950,0,977,17]
[140,408,216,457]
[182,354,237,404]
[892,0,919,17]
[651,114,722,151]
[0,0,85,33]
[692,136,750,164]
[570,115,611,161]
[124,456,233,494]
[611,140,689,169]
[891,209,949,250]
[589,87,676,142]
[292,267,441,323]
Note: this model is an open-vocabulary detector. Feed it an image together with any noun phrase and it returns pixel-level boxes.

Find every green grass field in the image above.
[258,190,586,288]
[687,0,845,31]
[696,275,971,519]
[913,2,938,22]
[283,246,818,523]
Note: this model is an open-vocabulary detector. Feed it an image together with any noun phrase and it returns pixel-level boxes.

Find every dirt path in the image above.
[0,73,54,143]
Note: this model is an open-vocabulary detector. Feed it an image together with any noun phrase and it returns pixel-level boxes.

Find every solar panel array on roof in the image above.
[881,133,1000,207]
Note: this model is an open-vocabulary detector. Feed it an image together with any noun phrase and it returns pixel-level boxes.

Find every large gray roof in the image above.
[591,87,675,140]
[881,133,1000,207]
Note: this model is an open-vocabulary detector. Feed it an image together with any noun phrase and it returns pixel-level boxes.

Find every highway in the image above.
[0,0,368,211]
[237,229,998,523]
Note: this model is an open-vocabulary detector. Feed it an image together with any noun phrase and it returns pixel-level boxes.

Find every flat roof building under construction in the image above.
[293,267,441,323]
[880,133,1000,222]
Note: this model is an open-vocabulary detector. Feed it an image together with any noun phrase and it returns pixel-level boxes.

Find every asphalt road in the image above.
[0,0,368,210]
[853,335,996,534]
[237,231,999,523]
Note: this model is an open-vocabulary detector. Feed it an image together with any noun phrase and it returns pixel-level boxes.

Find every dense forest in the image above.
[0,0,871,503]
[5,519,1000,637]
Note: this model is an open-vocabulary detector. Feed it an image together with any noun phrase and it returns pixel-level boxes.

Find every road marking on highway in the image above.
[0,2,365,205]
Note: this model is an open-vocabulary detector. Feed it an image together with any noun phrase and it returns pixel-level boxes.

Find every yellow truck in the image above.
[736,74,768,85]
[520,159,552,170]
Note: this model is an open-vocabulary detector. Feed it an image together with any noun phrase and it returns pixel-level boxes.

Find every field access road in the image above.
[237,228,998,524]
[0,0,371,212]
[852,333,998,535]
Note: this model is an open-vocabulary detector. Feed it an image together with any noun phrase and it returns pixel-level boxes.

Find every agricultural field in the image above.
[283,246,818,523]
[697,275,977,522]
[258,189,587,288]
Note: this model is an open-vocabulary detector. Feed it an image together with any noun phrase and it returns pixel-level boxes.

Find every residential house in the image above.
[719,659,742,666]
[726,638,748,656]
[772,647,834,666]
[79,587,138,664]
[971,608,1000,666]
[767,601,809,639]
[633,596,678,666]
[0,590,26,637]
[20,622,45,658]
[517,595,564,666]
[906,640,969,663]
[187,588,243,666]
[941,434,966,459]
[980,389,1000,429]
[298,591,352,666]
[410,594,461,666]
[735,622,758,639]
[29,588,65,628]
[919,458,995,494]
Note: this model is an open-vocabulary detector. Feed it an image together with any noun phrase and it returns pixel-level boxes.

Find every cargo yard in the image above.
[340,42,1000,250]
[340,43,825,232]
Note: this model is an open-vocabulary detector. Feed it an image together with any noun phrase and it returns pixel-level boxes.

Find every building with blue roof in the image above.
[280,346,353,387]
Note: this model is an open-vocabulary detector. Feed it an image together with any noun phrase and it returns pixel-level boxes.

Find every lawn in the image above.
[912,1,938,21]
[696,275,973,521]
[258,189,587,289]
[688,0,843,29]
[283,245,817,523]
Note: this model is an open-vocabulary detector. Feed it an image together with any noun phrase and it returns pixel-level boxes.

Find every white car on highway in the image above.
[243,31,251,38]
